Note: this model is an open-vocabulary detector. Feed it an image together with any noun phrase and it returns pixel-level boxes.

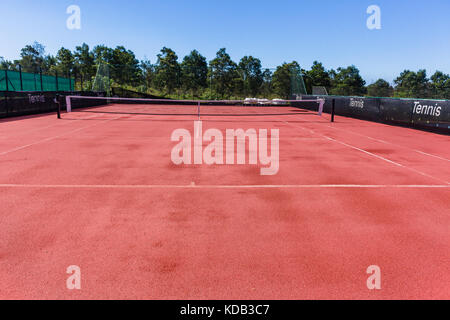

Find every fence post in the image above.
[55,71,59,91]
[5,70,9,92]
[40,68,43,91]
[4,70,8,116]
[69,71,72,92]
[19,65,23,91]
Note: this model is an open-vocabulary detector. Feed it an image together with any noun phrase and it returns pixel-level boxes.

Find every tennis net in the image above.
[63,96,328,121]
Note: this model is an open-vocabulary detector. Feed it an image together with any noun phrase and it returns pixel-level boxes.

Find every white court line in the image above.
[325,124,450,162]
[415,149,450,162]
[284,121,450,185]
[0,184,448,189]
[0,116,122,156]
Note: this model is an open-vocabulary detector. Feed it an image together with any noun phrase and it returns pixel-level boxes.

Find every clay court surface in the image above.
[0,104,449,300]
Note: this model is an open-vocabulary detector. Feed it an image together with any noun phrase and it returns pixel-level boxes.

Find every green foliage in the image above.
[140,59,154,91]
[154,47,180,95]
[209,48,240,98]
[110,46,142,86]
[3,42,450,100]
[367,79,394,97]
[74,43,96,85]
[330,65,366,96]
[304,61,331,94]
[93,45,113,64]
[18,42,46,72]
[429,71,450,99]
[272,62,304,99]
[42,55,57,74]
[181,50,208,98]
[0,57,16,70]
[261,69,273,98]
[55,48,74,76]
[238,56,263,97]
[366,70,449,99]
[394,70,429,98]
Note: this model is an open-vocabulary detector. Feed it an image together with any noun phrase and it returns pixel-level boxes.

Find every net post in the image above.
[198,101,201,120]
[55,94,61,119]
[318,98,325,116]
[66,96,72,113]
[331,99,335,122]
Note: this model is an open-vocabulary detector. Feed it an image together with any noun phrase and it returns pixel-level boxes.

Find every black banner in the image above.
[0,91,106,118]
[302,95,449,132]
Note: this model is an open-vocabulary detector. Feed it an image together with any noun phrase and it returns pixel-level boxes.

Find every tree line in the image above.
[1,42,449,100]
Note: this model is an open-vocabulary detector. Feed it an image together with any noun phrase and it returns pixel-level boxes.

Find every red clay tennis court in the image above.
[0,99,449,300]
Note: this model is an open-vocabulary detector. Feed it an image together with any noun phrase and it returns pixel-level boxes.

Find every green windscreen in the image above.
[42,74,57,91]
[0,69,74,92]
[22,72,40,91]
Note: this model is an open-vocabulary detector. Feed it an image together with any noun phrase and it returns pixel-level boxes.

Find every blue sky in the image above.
[1,0,449,83]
